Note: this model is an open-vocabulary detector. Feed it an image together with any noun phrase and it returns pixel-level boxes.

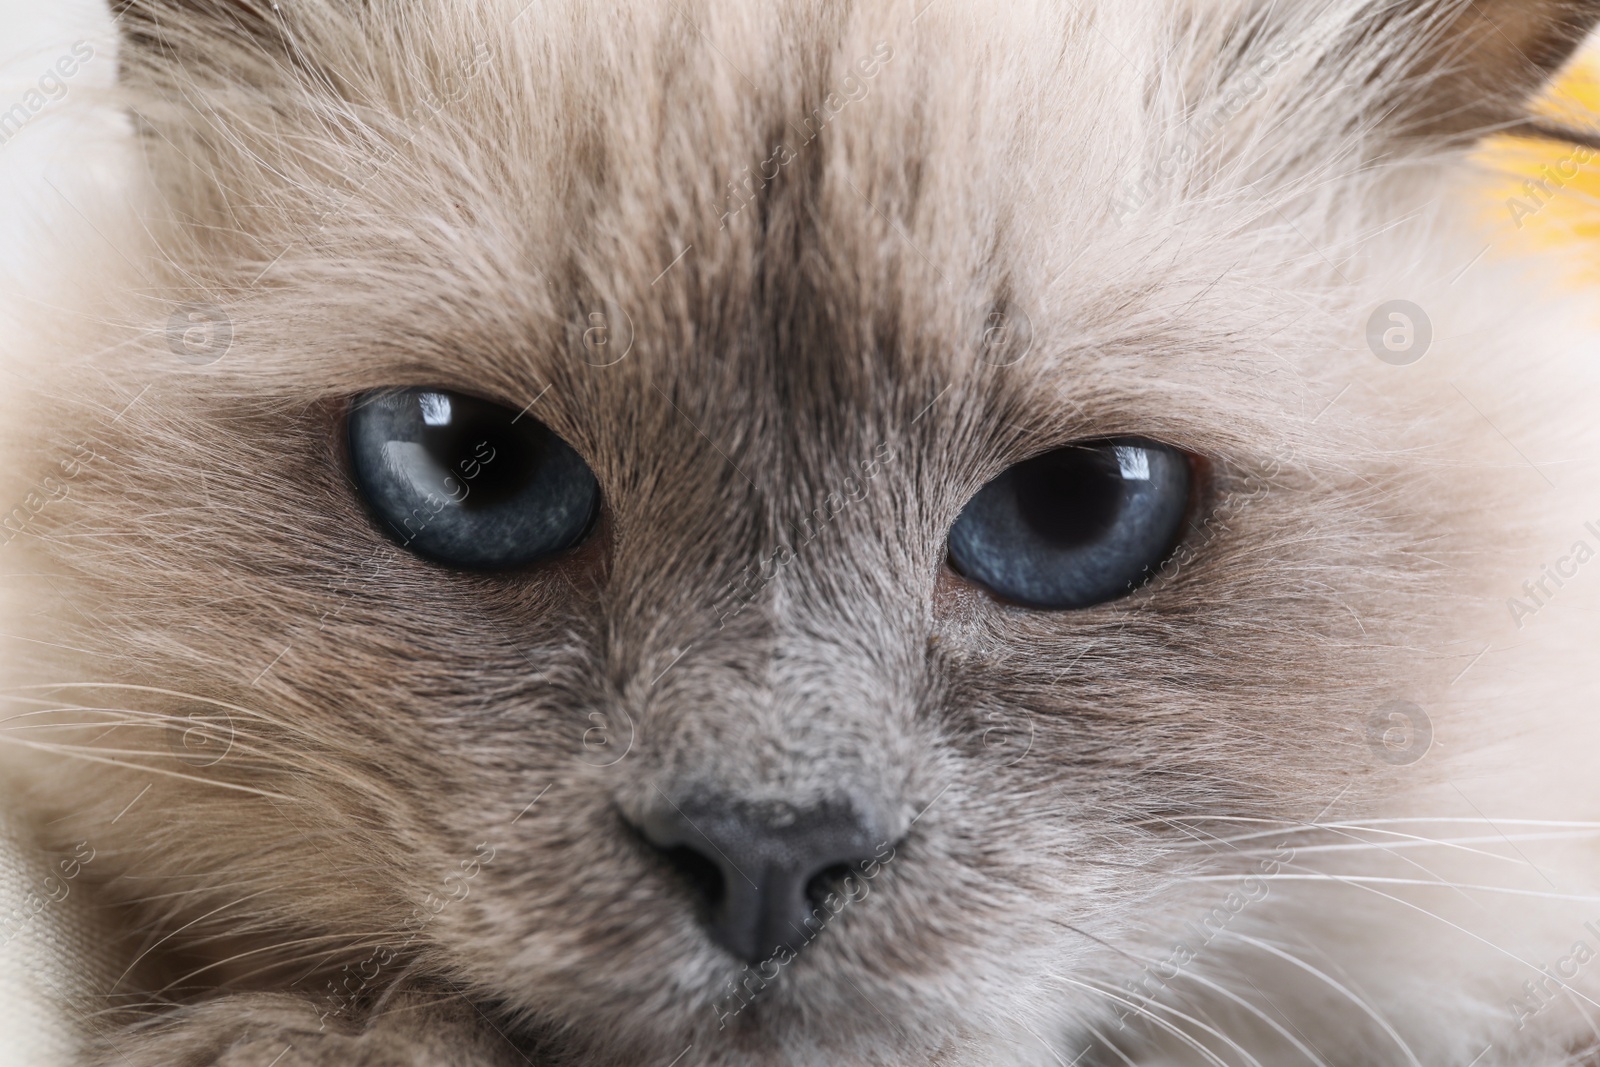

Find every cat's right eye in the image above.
[348,388,600,570]
[946,438,1191,609]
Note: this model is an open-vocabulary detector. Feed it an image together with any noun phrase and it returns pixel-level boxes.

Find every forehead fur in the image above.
[100,0,1460,592]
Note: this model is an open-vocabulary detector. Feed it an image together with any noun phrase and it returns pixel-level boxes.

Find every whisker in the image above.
[1186,872,1600,903]
[1078,1023,1140,1067]
[162,931,408,992]
[1228,873,1600,1016]
[111,889,278,993]
[0,699,402,805]
[1043,973,1237,1067]
[369,948,435,1018]
[1224,932,1418,1067]
[1162,967,1328,1066]
[1161,816,1600,843]
[1077,972,1269,1067]
[0,737,295,800]
[1061,921,1327,1067]
[1222,830,1600,855]
[2,683,327,743]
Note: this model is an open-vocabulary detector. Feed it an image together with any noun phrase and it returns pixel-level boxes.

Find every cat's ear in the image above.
[1356,0,1600,147]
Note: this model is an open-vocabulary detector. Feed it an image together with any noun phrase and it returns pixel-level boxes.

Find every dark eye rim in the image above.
[339,386,605,573]
[944,437,1210,610]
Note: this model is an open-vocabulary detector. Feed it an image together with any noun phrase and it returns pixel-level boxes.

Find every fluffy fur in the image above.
[5,0,1600,1063]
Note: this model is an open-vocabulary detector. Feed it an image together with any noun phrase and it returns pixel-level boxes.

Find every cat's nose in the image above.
[628,792,884,963]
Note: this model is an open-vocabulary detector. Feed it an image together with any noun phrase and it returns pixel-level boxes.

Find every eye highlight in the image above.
[946,438,1191,609]
[348,388,599,570]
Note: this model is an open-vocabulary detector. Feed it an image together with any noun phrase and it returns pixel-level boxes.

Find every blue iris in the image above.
[947,439,1190,609]
[348,388,599,570]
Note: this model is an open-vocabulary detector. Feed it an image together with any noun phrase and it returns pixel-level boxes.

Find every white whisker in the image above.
[1043,972,1239,1067]
[111,889,277,993]
[1186,872,1600,903]
[1224,932,1418,1067]
[0,736,295,800]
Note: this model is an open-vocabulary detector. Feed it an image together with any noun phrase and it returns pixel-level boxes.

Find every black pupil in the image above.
[417,394,539,509]
[1013,446,1125,547]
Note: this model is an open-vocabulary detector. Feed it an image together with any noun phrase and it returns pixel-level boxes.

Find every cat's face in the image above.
[16,0,1599,1063]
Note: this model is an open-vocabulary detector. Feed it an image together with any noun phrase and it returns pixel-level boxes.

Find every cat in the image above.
[5,0,1600,1063]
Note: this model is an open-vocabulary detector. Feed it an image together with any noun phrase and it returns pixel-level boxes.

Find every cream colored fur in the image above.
[4,0,1600,1064]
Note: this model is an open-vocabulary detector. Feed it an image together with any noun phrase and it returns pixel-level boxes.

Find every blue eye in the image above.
[348,388,599,570]
[947,439,1191,609]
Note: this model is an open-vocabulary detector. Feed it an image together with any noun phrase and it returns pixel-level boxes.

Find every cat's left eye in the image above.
[347,388,599,570]
[946,438,1191,610]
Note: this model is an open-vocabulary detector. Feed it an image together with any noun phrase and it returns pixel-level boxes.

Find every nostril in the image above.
[803,862,859,910]
[659,844,725,915]
[622,806,736,924]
